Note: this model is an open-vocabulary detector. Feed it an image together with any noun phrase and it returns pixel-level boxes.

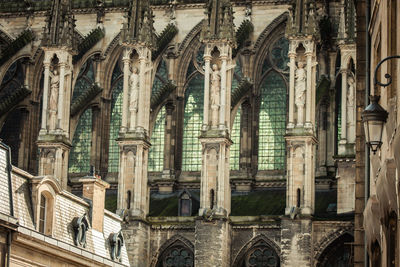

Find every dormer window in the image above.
[38,192,54,235]
[39,194,47,233]
[179,189,194,216]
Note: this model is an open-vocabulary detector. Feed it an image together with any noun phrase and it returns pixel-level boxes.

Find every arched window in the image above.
[38,191,54,236]
[316,233,354,267]
[258,72,286,170]
[156,239,194,267]
[0,59,27,166]
[148,106,165,172]
[108,63,123,173]
[68,108,92,173]
[182,74,204,171]
[235,238,280,267]
[230,107,241,170]
[258,37,288,171]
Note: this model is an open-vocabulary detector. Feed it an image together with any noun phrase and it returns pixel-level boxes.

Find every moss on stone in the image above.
[231,190,286,216]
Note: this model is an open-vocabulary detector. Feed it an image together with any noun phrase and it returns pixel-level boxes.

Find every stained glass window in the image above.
[162,246,194,267]
[246,246,279,267]
[149,106,165,172]
[230,107,241,170]
[108,63,123,173]
[0,59,24,99]
[72,59,95,103]
[69,108,92,173]
[258,72,286,170]
[182,74,204,171]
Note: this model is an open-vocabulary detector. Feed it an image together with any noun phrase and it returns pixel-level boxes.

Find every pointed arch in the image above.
[151,235,194,267]
[315,231,354,267]
[233,234,281,267]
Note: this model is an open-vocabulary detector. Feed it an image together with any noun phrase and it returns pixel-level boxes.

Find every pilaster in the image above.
[37,49,74,190]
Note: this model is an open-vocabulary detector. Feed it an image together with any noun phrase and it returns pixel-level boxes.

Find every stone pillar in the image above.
[285,38,317,216]
[40,62,50,134]
[121,51,131,133]
[198,42,232,217]
[196,41,233,267]
[117,45,152,219]
[37,48,73,190]
[281,218,312,267]
[123,221,150,267]
[335,158,355,213]
[161,102,176,188]
[195,219,231,267]
[288,51,296,128]
[203,55,211,130]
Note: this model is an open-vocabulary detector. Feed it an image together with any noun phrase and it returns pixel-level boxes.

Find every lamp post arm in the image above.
[374,55,400,88]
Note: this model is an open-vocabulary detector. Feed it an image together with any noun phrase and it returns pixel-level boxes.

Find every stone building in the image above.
[361,0,400,266]
[0,0,362,266]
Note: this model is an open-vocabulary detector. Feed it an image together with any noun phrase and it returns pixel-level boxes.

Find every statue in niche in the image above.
[129,67,139,130]
[48,67,60,131]
[295,61,306,125]
[210,64,221,127]
[347,75,355,123]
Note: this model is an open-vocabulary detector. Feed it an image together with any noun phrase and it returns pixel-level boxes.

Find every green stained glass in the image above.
[69,108,92,173]
[152,77,164,95]
[182,74,204,171]
[157,60,168,80]
[108,78,123,173]
[258,72,286,170]
[149,106,165,172]
[72,59,95,102]
[230,107,241,170]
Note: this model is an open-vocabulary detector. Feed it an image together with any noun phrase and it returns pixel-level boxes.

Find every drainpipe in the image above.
[364,0,371,266]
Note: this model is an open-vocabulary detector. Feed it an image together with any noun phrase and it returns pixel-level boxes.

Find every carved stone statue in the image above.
[129,67,139,130]
[295,61,306,125]
[295,61,306,107]
[210,64,220,127]
[210,64,221,106]
[49,68,60,131]
[347,76,355,123]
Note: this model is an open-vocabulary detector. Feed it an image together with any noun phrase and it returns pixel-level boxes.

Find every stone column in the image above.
[305,51,313,128]
[219,56,227,129]
[121,53,130,133]
[161,102,175,184]
[203,55,211,130]
[56,62,66,132]
[37,48,73,190]
[340,69,348,141]
[40,62,50,134]
[288,52,296,128]
[117,45,152,218]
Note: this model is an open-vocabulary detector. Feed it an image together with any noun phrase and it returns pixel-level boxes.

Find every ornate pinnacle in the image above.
[200,0,236,45]
[121,0,157,49]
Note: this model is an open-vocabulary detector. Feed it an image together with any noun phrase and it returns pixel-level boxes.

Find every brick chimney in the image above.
[79,177,110,232]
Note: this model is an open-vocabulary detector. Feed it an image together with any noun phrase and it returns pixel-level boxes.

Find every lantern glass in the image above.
[364,119,385,153]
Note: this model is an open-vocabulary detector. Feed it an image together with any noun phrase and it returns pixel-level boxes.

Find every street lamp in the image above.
[362,55,400,154]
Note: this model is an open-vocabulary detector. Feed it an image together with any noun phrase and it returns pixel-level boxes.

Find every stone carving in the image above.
[49,68,60,131]
[295,61,306,125]
[129,67,139,130]
[347,75,355,128]
[210,64,220,127]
